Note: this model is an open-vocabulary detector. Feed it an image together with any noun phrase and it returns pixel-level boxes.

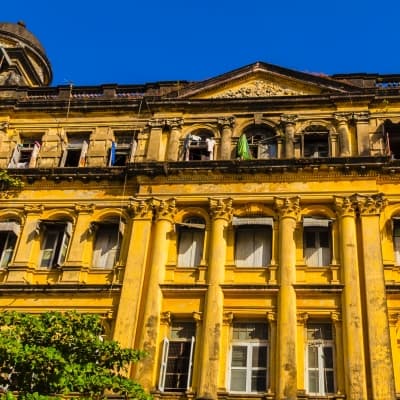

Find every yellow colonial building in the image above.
[1,21,400,400]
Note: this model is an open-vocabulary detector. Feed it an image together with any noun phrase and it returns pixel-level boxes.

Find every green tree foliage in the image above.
[0,170,23,190]
[0,311,151,400]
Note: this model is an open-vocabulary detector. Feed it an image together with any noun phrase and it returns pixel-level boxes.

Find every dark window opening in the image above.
[242,125,277,159]
[183,131,215,161]
[109,132,138,166]
[384,121,400,159]
[303,126,329,158]
[64,149,82,167]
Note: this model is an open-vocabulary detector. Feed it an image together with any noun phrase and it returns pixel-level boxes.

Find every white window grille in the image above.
[228,322,268,393]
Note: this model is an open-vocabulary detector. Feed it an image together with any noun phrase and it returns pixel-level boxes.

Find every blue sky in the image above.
[2,0,399,86]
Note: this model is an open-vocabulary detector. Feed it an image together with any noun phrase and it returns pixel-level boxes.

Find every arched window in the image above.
[242,125,277,159]
[91,220,123,269]
[302,125,329,158]
[177,217,205,267]
[183,130,215,161]
[0,220,20,268]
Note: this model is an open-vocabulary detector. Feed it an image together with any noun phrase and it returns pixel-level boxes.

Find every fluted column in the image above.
[280,114,297,158]
[114,198,153,350]
[198,198,232,400]
[218,117,235,160]
[334,113,352,156]
[334,196,367,399]
[274,197,300,400]
[355,193,396,400]
[166,118,183,161]
[135,198,176,391]
[147,119,165,161]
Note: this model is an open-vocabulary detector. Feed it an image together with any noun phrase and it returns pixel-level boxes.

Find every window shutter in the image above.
[8,145,21,168]
[40,230,59,268]
[177,230,193,267]
[186,336,195,390]
[129,139,138,162]
[253,229,266,266]
[158,338,170,392]
[28,141,41,168]
[0,233,16,268]
[78,140,89,167]
[59,149,68,167]
[395,236,400,265]
[56,226,71,266]
[93,225,120,268]
[236,229,254,267]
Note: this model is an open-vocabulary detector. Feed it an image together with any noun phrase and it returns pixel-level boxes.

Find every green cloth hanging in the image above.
[237,134,252,160]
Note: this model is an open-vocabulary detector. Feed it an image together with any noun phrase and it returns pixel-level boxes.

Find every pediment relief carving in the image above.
[209,79,304,98]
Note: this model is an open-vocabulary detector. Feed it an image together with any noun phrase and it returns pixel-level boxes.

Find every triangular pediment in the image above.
[169,62,358,99]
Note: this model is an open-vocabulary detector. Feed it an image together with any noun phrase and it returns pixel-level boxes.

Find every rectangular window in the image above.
[109,132,137,166]
[229,322,268,393]
[235,225,272,267]
[8,139,41,168]
[0,222,19,268]
[159,322,196,392]
[177,218,205,267]
[39,221,72,268]
[92,223,121,268]
[60,134,89,167]
[303,218,331,267]
[306,323,335,395]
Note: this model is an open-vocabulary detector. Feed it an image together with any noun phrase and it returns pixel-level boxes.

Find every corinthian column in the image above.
[166,118,183,161]
[334,196,367,399]
[334,113,352,156]
[280,114,297,158]
[114,198,153,350]
[198,198,232,400]
[135,198,176,391]
[274,197,300,400]
[354,193,396,400]
[218,117,235,160]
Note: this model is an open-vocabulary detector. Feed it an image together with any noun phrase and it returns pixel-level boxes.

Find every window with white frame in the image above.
[177,217,205,267]
[0,221,19,268]
[159,322,196,392]
[306,323,335,395]
[8,138,41,168]
[393,218,400,265]
[60,134,89,167]
[303,217,331,267]
[92,222,122,268]
[109,131,138,166]
[39,221,72,268]
[229,322,268,393]
[234,217,273,267]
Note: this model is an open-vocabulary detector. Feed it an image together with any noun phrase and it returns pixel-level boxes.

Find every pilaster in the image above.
[114,198,153,351]
[147,119,165,161]
[354,193,396,400]
[334,113,352,156]
[218,117,235,160]
[135,198,176,391]
[353,112,370,156]
[334,196,367,399]
[166,118,183,161]
[197,198,232,400]
[274,196,300,400]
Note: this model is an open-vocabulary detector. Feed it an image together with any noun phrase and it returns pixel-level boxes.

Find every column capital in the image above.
[280,114,298,125]
[352,111,370,122]
[334,112,352,124]
[129,198,153,219]
[209,198,233,222]
[388,313,400,327]
[223,311,234,325]
[352,193,387,216]
[147,118,166,129]
[334,196,356,218]
[165,118,184,129]
[274,196,300,219]
[74,203,95,214]
[266,311,277,322]
[153,198,177,222]
[160,311,171,326]
[296,312,309,325]
[217,116,235,128]
[330,311,341,324]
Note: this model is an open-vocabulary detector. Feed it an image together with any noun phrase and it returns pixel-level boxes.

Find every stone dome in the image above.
[0,21,52,86]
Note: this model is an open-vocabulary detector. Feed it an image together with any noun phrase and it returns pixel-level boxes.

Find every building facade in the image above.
[0,22,400,400]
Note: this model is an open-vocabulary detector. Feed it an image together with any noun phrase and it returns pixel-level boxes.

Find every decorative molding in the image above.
[223,311,234,325]
[129,198,153,219]
[280,114,298,125]
[334,112,352,124]
[74,203,95,214]
[217,116,235,128]
[297,312,309,325]
[23,204,44,214]
[211,80,304,98]
[165,118,184,130]
[353,193,387,216]
[274,196,300,219]
[209,198,233,221]
[147,118,166,129]
[334,196,356,218]
[160,311,171,325]
[352,111,370,122]
[153,198,177,222]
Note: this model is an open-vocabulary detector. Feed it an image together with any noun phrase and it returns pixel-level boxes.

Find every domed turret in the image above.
[0,21,52,87]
